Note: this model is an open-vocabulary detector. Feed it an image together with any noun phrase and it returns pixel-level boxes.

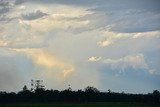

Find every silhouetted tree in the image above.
[108,89,111,93]
[22,85,28,91]
[153,90,160,103]
[0,84,160,103]
[85,86,99,93]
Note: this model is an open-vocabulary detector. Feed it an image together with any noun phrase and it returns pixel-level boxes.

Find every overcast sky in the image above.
[0,0,160,93]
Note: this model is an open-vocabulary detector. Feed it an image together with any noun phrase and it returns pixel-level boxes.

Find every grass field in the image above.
[0,103,160,107]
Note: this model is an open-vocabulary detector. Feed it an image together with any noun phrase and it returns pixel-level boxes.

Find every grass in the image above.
[0,103,160,107]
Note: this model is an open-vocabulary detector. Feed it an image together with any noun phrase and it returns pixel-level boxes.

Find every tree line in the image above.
[0,85,160,103]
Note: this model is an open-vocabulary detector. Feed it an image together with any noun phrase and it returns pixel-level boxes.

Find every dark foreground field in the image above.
[0,103,160,107]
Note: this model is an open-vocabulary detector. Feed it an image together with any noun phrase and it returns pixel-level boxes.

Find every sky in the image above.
[0,0,160,93]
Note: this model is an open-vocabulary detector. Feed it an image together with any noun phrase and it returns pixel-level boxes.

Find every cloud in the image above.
[0,21,46,48]
[97,31,130,47]
[88,56,101,62]
[25,0,103,6]
[76,0,160,33]
[14,0,25,5]
[0,40,7,46]
[24,0,160,11]
[0,6,9,14]
[93,0,160,12]
[17,5,91,33]
[2,0,160,33]
[133,31,160,38]
[12,48,76,90]
[103,54,149,71]
[12,48,74,78]
[109,11,160,33]
[0,0,12,22]
[22,10,48,20]
[149,69,158,75]
[97,39,112,47]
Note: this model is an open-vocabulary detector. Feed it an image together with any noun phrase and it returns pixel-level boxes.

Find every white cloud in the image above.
[18,5,26,10]
[97,31,130,47]
[149,69,159,75]
[133,31,160,38]
[16,5,92,33]
[103,54,149,71]
[88,56,101,62]
[0,40,7,46]
[97,39,112,47]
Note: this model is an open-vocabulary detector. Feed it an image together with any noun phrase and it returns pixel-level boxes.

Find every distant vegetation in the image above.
[0,80,160,103]
[0,84,160,103]
[0,103,160,107]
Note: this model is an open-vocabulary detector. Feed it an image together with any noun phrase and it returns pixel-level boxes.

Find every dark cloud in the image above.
[108,11,160,33]
[27,0,103,6]
[87,0,160,33]
[0,15,15,22]
[0,0,15,22]
[0,0,10,6]
[22,10,48,20]
[0,0,159,32]
[0,1,10,14]
[90,0,160,12]
[73,0,160,33]
[14,0,25,5]
[0,7,9,15]
[24,0,160,11]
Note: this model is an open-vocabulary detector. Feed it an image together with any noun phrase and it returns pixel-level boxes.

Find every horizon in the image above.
[0,0,160,94]
[1,80,158,94]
